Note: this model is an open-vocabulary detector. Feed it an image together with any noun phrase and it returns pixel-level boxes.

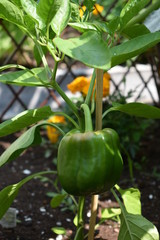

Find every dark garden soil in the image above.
[0,123,160,240]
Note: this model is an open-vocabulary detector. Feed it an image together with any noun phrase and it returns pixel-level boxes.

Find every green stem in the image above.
[54,111,80,130]
[36,42,52,80]
[74,196,85,240]
[125,0,160,28]
[52,80,81,123]
[81,104,93,132]
[85,70,96,106]
[50,63,83,128]
[45,122,65,136]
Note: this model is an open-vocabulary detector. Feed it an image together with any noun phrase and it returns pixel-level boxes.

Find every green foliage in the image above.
[0,67,50,87]
[0,106,53,137]
[120,0,150,28]
[54,31,111,70]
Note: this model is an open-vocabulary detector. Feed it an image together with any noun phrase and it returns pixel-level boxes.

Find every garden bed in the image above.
[0,123,160,240]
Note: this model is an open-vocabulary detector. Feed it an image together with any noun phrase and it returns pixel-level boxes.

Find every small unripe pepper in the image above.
[57,128,123,196]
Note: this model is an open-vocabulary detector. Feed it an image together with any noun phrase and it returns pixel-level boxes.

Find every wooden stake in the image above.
[88,69,103,240]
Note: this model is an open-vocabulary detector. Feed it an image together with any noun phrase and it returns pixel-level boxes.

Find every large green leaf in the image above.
[111,31,160,67]
[0,106,53,137]
[103,102,160,119]
[53,31,111,69]
[0,122,64,167]
[36,0,62,30]
[0,0,24,26]
[0,124,42,167]
[20,0,38,23]
[118,208,159,240]
[120,0,150,28]
[0,67,49,87]
[51,0,71,36]
[0,171,55,219]
[117,186,141,215]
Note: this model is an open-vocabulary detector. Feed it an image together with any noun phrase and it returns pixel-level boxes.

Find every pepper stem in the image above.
[88,69,103,240]
[81,103,93,132]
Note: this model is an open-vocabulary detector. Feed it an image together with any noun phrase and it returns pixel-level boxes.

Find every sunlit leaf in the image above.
[0,106,53,137]
[54,31,111,70]
[0,0,24,26]
[51,0,71,35]
[0,67,49,87]
[120,0,150,28]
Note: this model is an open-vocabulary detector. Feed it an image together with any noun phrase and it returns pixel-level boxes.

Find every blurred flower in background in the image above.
[92,4,104,15]
[79,4,104,18]
[47,116,66,143]
[67,72,110,98]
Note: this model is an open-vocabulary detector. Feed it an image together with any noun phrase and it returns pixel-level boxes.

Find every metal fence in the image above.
[0,16,160,121]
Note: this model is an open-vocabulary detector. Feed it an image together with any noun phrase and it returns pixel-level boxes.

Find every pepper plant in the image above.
[0,0,160,239]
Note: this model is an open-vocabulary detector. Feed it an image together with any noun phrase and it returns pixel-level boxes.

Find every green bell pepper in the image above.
[57,128,123,196]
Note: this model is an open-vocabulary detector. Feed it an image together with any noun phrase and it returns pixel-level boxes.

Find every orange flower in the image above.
[92,4,104,15]
[67,72,110,98]
[47,116,65,143]
[67,76,89,94]
[79,6,86,18]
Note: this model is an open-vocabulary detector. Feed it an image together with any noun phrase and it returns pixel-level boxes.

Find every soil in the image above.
[0,123,160,240]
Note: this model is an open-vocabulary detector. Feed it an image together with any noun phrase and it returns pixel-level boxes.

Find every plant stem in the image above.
[85,70,96,106]
[50,62,83,128]
[88,69,103,240]
[74,196,85,240]
[81,104,93,132]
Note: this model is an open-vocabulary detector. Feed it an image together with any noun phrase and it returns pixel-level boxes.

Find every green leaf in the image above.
[69,22,98,33]
[83,0,96,11]
[36,0,62,30]
[118,208,159,240]
[53,31,111,70]
[51,0,71,36]
[0,122,64,168]
[120,0,150,28]
[103,102,160,119]
[69,21,109,34]
[20,0,38,23]
[0,67,49,87]
[0,123,43,167]
[10,0,21,8]
[107,16,120,34]
[51,227,66,235]
[70,2,80,22]
[0,106,53,137]
[50,194,67,208]
[122,24,150,39]
[0,0,24,26]
[0,171,55,219]
[117,186,141,215]
[111,31,160,67]
[101,208,121,219]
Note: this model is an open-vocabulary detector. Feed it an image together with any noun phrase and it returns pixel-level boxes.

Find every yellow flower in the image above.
[79,6,86,18]
[93,4,104,15]
[47,116,65,143]
[67,72,110,98]
[67,76,89,93]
